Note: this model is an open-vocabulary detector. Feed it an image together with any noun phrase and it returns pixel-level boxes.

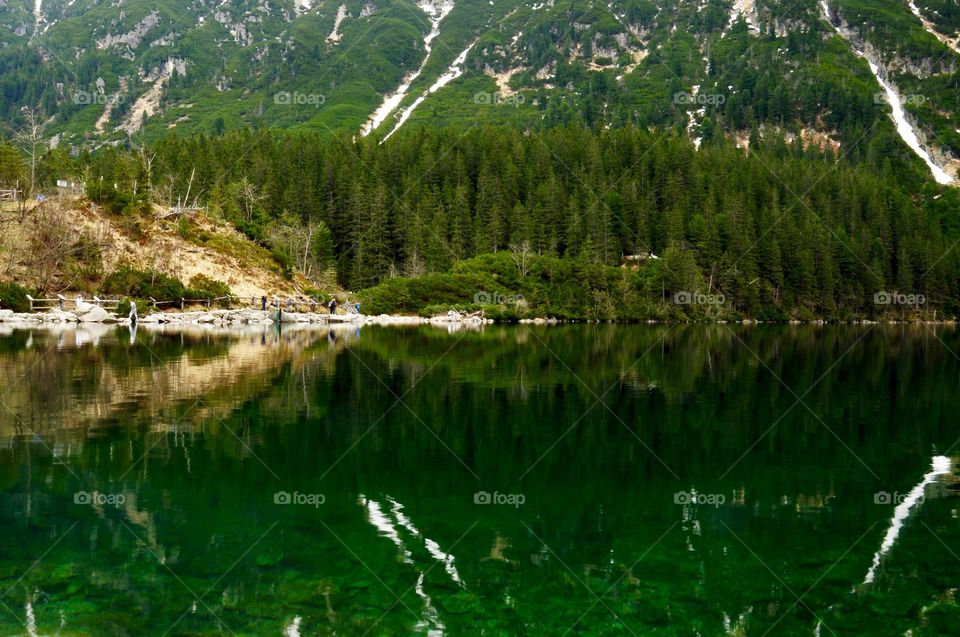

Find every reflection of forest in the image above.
[0,324,358,438]
[3,323,960,487]
[0,325,958,636]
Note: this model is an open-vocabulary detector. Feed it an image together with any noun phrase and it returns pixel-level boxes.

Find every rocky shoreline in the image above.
[0,307,492,327]
[0,307,950,328]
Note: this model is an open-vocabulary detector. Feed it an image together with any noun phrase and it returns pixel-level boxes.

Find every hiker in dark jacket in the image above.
[328,298,337,315]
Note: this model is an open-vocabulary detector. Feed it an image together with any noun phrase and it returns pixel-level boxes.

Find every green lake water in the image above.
[0,323,958,636]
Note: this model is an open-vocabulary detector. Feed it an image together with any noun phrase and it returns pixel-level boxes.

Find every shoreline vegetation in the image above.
[3,127,960,324]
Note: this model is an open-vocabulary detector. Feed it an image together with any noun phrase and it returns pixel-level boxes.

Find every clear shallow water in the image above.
[0,323,958,636]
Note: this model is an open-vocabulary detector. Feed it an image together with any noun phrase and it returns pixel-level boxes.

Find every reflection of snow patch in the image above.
[413,572,446,636]
[863,456,951,585]
[25,594,39,637]
[360,495,413,563]
[425,538,463,586]
[283,616,302,637]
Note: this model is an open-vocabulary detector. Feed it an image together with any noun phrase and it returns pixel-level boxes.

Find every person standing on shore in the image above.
[328,298,337,315]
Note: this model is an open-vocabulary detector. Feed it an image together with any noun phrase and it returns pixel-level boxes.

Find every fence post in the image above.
[57,294,65,311]
[150,297,158,309]
[181,298,185,310]
[27,295,34,311]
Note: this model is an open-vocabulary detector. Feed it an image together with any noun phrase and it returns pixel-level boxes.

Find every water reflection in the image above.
[0,324,957,635]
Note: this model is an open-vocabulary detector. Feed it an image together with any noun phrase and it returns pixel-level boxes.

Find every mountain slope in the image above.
[0,0,957,183]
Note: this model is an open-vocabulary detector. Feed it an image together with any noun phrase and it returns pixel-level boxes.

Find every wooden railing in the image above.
[25,294,120,312]
[147,295,330,312]
[21,294,341,314]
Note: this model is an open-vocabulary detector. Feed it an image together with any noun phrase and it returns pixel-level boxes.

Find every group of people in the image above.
[117,293,357,327]
[257,295,357,315]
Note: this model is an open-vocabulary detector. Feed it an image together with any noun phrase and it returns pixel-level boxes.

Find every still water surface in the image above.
[0,323,958,636]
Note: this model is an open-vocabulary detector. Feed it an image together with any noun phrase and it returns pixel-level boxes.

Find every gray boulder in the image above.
[77,305,117,323]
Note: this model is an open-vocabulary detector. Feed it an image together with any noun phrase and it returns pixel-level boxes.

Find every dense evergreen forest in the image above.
[2,125,960,320]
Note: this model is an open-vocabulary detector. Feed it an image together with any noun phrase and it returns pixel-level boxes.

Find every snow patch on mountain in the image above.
[906,0,960,55]
[361,0,455,136]
[821,1,954,184]
[382,40,476,142]
[32,0,43,35]
[326,4,347,42]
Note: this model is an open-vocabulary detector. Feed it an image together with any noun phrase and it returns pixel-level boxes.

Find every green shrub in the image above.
[0,282,31,313]
[102,267,186,302]
[186,274,232,301]
[358,252,674,320]
[303,287,330,303]
[177,216,192,239]
[270,247,294,280]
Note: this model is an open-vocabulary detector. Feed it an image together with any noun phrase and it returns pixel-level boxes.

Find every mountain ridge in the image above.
[0,0,956,187]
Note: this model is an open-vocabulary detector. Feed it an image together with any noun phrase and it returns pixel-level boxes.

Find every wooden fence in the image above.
[22,294,337,313]
[26,295,121,312]
[147,295,330,312]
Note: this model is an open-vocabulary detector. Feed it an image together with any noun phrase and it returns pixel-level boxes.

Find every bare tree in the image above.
[237,178,265,222]
[21,202,111,292]
[404,250,427,278]
[138,146,156,195]
[15,107,43,197]
[510,240,533,277]
[267,213,327,279]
